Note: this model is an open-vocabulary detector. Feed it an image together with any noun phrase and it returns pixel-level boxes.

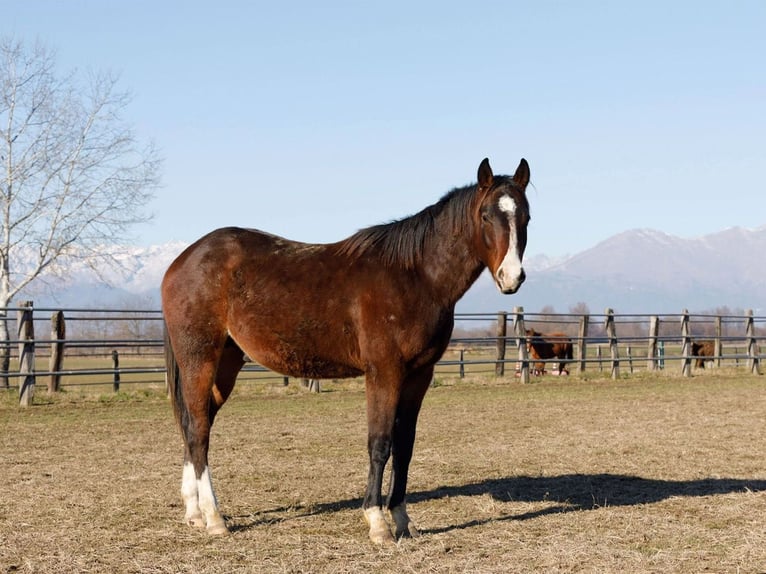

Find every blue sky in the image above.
[7,1,765,258]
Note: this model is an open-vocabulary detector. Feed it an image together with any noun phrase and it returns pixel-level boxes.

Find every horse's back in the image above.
[162,226,325,302]
[164,227,304,277]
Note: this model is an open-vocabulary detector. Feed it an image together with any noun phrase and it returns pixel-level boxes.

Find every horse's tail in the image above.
[164,321,188,433]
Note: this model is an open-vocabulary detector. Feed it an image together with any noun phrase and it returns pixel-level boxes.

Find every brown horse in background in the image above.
[162,158,531,544]
[526,329,573,375]
[692,340,715,369]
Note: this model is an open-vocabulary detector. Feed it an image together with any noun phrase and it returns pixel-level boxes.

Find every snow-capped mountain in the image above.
[19,241,188,308]
[459,226,766,314]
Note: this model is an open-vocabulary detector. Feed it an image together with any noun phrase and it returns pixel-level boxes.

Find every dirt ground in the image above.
[2,371,766,573]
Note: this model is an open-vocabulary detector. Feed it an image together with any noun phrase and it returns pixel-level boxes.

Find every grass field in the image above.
[2,370,766,573]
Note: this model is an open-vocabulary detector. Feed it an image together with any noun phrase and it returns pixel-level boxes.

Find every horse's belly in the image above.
[252,351,363,380]
[238,330,363,380]
[227,304,364,379]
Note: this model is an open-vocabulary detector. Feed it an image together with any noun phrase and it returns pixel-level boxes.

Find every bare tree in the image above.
[569,302,591,316]
[0,38,161,386]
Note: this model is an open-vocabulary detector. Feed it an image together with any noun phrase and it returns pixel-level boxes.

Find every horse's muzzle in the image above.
[496,268,526,294]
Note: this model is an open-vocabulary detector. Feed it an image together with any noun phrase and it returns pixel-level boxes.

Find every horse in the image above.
[525,329,573,375]
[692,340,715,369]
[161,157,531,544]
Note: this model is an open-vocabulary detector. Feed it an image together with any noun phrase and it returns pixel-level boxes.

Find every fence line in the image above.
[1,304,763,405]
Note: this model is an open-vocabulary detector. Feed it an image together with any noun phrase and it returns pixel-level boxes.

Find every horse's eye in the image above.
[481,212,490,223]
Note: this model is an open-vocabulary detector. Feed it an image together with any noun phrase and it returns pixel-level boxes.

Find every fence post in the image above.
[577,314,589,373]
[18,301,35,407]
[0,308,8,389]
[681,309,692,377]
[714,315,722,368]
[604,308,619,379]
[112,349,120,392]
[745,309,761,375]
[49,311,66,393]
[646,315,659,371]
[512,306,529,383]
[459,348,465,379]
[495,312,507,376]
[597,345,603,371]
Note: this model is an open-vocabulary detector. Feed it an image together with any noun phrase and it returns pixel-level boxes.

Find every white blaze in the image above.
[496,195,524,292]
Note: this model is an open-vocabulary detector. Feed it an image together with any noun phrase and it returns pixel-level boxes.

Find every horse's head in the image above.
[473,158,531,294]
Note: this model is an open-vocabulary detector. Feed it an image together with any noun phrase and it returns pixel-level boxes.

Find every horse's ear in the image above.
[477,158,493,191]
[513,158,530,190]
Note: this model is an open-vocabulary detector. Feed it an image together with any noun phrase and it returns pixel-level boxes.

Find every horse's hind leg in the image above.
[178,339,244,535]
[178,357,229,535]
[209,338,245,422]
[178,360,221,535]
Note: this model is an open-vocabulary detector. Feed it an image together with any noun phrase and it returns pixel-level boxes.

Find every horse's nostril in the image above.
[497,268,505,281]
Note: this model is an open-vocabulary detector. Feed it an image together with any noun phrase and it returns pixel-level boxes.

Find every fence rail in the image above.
[1,304,763,406]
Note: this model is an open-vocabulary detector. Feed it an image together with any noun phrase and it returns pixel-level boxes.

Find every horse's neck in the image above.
[419,220,485,306]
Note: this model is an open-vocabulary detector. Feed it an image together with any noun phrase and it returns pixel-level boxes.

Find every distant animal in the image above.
[526,329,573,375]
[691,340,715,369]
[162,158,531,544]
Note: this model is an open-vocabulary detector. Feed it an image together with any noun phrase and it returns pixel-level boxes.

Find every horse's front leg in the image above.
[363,435,395,545]
[362,373,400,545]
[387,367,432,539]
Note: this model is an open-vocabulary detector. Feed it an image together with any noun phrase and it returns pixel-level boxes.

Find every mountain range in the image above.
[464,226,766,315]
[19,227,766,315]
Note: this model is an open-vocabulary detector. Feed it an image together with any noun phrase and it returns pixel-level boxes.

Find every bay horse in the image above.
[692,339,715,369]
[162,158,531,543]
[525,329,573,375]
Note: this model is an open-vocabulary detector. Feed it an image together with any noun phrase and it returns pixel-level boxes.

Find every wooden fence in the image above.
[1,304,763,406]
[480,307,763,381]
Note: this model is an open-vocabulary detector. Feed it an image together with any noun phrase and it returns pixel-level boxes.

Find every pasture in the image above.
[2,371,765,573]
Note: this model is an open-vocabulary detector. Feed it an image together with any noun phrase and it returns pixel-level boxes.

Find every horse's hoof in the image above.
[390,504,420,539]
[206,521,230,536]
[369,527,396,545]
[186,514,206,529]
[395,525,420,539]
[365,507,395,545]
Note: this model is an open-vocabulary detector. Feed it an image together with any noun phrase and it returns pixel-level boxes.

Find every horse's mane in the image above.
[335,183,479,269]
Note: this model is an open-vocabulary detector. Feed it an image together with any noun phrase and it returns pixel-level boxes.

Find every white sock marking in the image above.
[181,462,201,522]
[197,466,219,521]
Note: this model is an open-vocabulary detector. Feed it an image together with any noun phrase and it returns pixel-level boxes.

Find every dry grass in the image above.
[2,370,766,573]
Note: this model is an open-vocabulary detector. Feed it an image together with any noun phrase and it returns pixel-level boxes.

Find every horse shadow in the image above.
[228,473,766,534]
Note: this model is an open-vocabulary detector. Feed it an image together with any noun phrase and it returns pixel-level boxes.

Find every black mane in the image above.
[335,183,479,269]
